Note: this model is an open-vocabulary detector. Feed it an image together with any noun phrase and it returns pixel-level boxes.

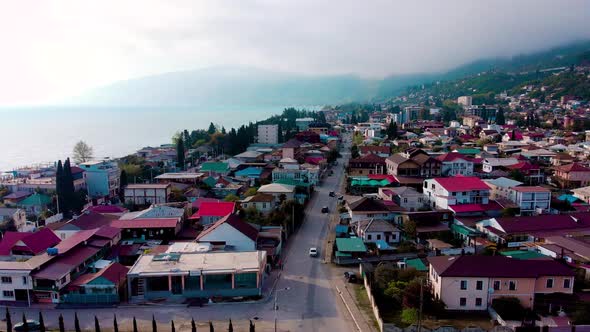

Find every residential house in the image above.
[119,205,185,220]
[423,176,490,210]
[572,186,590,204]
[386,149,442,178]
[0,228,60,260]
[553,163,590,188]
[508,186,551,215]
[52,211,117,240]
[127,251,267,301]
[154,172,205,185]
[482,158,518,173]
[64,262,129,304]
[346,197,401,224]
[196,214,259,251]
[359,146,391,158]
[520,149,556,164]
[505,161,544,185]
[428,255,574,310]
[347,154,386,176]
[378,187,425,212]
[80,160,120,199]
[356,219,400,245]
[436,152,474,176]
[257,183,296,202]
[484,177,523,200]
[18,193,51,215]
[200,162,230,176]
[240,194,275,215]
[188,201,236,225]
[536,236,590,278]
[281,139,304,160]
[0,208,27,231]
[111,217,182,240]
[2,191,30,206]
[124,184,171,205]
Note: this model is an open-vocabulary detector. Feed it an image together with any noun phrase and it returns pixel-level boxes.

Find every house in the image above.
[281,139,304,160]
[346,197,401,224]
[124,184,171,205]
[572,186,590,204]
[359,146,391,158]
[553,163,590,188]
[356,219,400,244]
[0,228,61,260]
[378,187,425,212]
[154,172,205,185]
[347,154,386,176]
[508,186,551,215]
[423,176,490,210]
[234,151,263,163]
[386,149,442,178]
[111,217,182,240]
[127,251,267,301]
[520,148,556,164]
[18,193,51,215]
[257,183,296,202]
[119,205,185,220]
[64,262,129,304]
[0,207,27,231]
[52,211,117,240]
[240,194,275,215]
[482,158,518,173]
[428,255,574,310]
[334,237,367,263]
[196,214,259,251]
[188,201,236,225]
[484,177,523,200]
[436,152,474,176]
[505,161,544,185]
[80,160,120,199]
[2,191,30,205]
[200,162,230,176]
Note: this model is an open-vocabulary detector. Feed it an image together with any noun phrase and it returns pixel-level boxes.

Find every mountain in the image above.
[69,66,377,107]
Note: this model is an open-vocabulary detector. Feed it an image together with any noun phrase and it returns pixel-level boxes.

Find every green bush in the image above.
[401,308,418,325]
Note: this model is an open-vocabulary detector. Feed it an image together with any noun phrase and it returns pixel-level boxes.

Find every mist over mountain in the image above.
[69,40,590,107]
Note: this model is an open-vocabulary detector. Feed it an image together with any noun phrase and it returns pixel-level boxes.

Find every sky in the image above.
[0,0,589,105]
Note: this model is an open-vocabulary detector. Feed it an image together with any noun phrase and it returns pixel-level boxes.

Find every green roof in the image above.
[335,237,367,253]
[455,148,481,155]
[19,193,51,206]
[335,251,352,257]
[351,179,391,187]
[499,250,547,260]
[405,258,428,271]
[203,176,217,188]
[274,178,311,187]
[451,223,479,236]
[201,162,229,172]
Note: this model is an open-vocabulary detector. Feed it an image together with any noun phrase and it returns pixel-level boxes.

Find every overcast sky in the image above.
[1,0,589,105]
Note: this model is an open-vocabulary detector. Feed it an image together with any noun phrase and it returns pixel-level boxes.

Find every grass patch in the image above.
[352,284,380,330]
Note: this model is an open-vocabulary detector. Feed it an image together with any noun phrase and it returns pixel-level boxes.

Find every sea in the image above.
[0,105,311,172]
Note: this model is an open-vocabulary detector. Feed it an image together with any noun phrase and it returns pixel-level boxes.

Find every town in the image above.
[1,59,590,332]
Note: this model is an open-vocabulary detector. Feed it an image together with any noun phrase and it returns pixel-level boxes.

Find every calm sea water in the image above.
[0,106,302,171]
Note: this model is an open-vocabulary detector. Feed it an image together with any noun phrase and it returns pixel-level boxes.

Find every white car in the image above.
[309,247,318,257]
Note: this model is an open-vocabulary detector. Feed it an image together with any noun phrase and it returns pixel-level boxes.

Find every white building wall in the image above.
[258,125,279,144]
[0,270,32,301]
[198,223,256,251]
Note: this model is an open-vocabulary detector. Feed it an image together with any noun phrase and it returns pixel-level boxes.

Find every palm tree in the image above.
[152,315,158,332]
[113,315,119,332]
[133,317,139,332]
[58,314,65,332]
[94,316,101,332]
[38,312,46,332]
[191,318,197,332]
[5,308,11,332]
[74,313,81,332]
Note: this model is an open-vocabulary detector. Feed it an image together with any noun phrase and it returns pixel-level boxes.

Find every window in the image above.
[475,298,483,307]
[493,281,501,290]
[460,280,467,290]
[476,280,483,290]
[60,276,67,284]
[403,198,408,203]
[564,278,571,289]
[2,291,14,298]
[367,234,372,240]
[22,276,27,285]
[459,297,467,307]
[1,277,12,284]
[546,278,553,288]
[509,281,516,291]
[452,192,457,196]
[376,234,381,240]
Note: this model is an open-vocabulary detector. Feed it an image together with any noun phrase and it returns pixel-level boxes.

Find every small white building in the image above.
[482,158,519,173]
[423,177,490,210]
[357,219,400,244]
[508,186,551,215]
[124,184,171,205]
[196,214,258,251]
[436,153,474,176]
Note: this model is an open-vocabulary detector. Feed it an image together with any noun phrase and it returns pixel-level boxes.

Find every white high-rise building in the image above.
[257,124,279,144]
[457,96,473,107]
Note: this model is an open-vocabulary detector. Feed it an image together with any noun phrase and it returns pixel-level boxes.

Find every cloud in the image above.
[0,0,589,105]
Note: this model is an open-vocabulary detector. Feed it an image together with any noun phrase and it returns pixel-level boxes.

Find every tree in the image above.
[374,263,398,290]
[209,321,214,332]
[401,308,419,325]
[249,320,255,332]
[5,308,11,332]
[351,145,360,159]
[72,140,94,163]
[223,194,240,202]
[22,313,29,332]
[244,187,258,197]
[171,320,175,332]
[496,107,505,125]
[55,160,64,213]
[39,312,46,332]
[152,315,157,332]
[113,315,119,332]
[228,319,233,332]
[75,313,81,332]
[119,170,128,202]
[177,138,185,170]
[208,122,217,135]
[191,318,197,332]
[94,316,101,332]
[510,169,525,183]
[387,121,398,140]
[327,149,340,164]
[133,317,139,332]
[63,158,77,214]
[58,314,65,332]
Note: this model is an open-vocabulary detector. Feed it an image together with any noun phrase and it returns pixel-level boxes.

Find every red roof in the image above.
[448,204,485,213]
[429,255,574,278]
[0,228,60,256]
[196,214,258,242]
[506,161,539,171]
[189,201,236,219]
[112,218,179,229]
[512,186,550,193]
[87,205,128,214]
[0,232,29,255]
[433,176,490,192]
[367,174,397,183]
[68,262,129,289]
[191,197,222,209]
[556,163,590,172]
[359,146,390,154]
[496,213,590,234]
[68,211,116,230]
[3,191,30,200]
[348,153,386,165]
[436,152,469,162]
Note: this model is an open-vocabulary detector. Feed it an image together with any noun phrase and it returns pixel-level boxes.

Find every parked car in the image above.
[309,247,318,257]
[329,191,335,197]
[344,271,358,283]
[337,195,344,201]
[14,320,41,332]
[321,206,329,213]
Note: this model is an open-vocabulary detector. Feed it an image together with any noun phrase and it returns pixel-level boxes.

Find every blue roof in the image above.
[235,167,262,177]
[335,225,348,234]
[375,240,390,250]
[557,194,579,203]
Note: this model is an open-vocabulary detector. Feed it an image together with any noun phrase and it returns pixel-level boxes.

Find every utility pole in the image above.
[417,278,424,332]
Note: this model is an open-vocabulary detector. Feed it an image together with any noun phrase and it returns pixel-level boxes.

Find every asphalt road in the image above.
[5,136,355,332]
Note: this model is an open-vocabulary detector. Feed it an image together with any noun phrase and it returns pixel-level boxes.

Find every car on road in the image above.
[337,195,344,200]
[329,191,335,197]
[14,320,41,332]
[309,247,318,257]
[321,206,329,213]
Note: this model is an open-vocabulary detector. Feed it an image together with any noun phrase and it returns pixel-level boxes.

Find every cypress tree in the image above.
[228,319,233,332]
[56,160,64,213]
[209,321,214,332]
[119,170,128,202]
[39,312,46,332]
[191,318,197,332]
[58,314,65,332]
[63,158,75,214]
[496,107,505,125]
[249,320,255,332]
[22,313,29,332]
[177,139,185,171]
[171,320,175,332]
[5,308,11,332]
[74,312,81,332]
[94,316,101,332]
[152,315,158,332]
[113,315,119,332]
[133,317,138,332]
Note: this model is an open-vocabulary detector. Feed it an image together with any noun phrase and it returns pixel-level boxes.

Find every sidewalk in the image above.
[334,277,377,332]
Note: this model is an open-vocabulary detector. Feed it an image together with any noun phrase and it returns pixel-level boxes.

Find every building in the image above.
[359,146,391,158]
[124,184,171,205]
[196,214,258,251]
[484,177,523,200]
[347,154,386,176]
[257,124,279,144]
[64,262,129,304]
[508,186,551,215]
[423,176,490,210]
[18,193,51,215]
[0,208,27,232]
[345,197,400,224]
[188,201,236,225]
[436,152,474,176]
[553,163,590,189]
[257,183,296,202]
[295,117,315,131]
[240,194,275,215]
[127,251,267,301]
[482,158,519,173]
[80,160,120,198]
[112,217,182,240]
[356,219,400,245]
[428,255,574,310]
[572,186,590,204]
[0,228,61,260]
[386,149,441,178]
[457,96,473,107]
[378,187,425,212]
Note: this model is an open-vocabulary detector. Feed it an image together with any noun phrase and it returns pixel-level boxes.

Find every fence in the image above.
[62,293,119,304]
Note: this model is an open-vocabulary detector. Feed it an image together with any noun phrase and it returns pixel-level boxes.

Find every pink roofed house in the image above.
[423,176,491,210]
[188,201,236,225]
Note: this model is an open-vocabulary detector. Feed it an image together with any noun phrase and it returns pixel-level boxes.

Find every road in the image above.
[5,136,356,332]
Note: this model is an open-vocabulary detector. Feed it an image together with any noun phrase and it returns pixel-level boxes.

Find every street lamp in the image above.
[274,286,290,332]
